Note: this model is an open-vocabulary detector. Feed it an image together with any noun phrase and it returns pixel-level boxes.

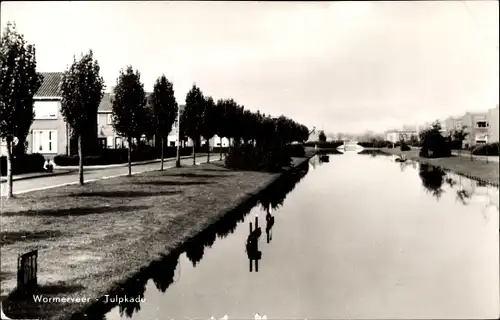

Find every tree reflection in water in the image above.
[418,163,446,199]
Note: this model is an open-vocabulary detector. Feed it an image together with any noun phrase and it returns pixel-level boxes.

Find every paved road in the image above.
[1,155,217,196]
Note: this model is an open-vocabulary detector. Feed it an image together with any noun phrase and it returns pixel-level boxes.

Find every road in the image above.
[0,155,216,196]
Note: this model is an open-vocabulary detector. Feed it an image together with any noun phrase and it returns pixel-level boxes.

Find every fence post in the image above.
[17,249,38,292]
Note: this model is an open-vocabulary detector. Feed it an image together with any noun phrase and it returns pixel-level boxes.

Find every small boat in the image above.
[395,155,407,162]
[320,155,329,162]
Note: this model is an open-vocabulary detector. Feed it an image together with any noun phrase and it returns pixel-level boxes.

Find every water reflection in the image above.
[356,149,390,157]
[77,162,310,319]
[418,163,446,199]
[265,211,275,243]
[246,216,262,272]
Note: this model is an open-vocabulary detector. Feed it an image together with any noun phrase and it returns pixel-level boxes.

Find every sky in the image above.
[1,1,498,134]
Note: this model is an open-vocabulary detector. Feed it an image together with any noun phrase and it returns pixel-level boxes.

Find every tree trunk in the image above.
[78,135,84,185]
[128,137,132,176]
[207,138,210,163]
[160,137,164,171]
[220,137,223,161]
[5,138,14,199]
[192,140,196,165]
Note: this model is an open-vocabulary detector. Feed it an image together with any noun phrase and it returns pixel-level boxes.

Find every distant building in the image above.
[487,105,499,143]
[460,112,489,146]
[385,129,418,143]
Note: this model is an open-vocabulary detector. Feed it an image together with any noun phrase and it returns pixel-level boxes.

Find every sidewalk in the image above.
[0,155,198,183]
[0,155,220,196]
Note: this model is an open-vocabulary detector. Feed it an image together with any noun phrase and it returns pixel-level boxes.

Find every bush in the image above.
[211,147,229,154]
[472,142,499,156]
[304,140,343,149]
[225,144,291,172]
[419,127,451,158]
[54,147,192,166]
[357,140,392,148]
[400,141,411,151]
[0,153,45,176]
[286,144,305,157]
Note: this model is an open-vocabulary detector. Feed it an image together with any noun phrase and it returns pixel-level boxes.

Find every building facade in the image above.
[460,112,489,147]
[28,72,70,157]
[385,130,418,143]
[487,105,499,143]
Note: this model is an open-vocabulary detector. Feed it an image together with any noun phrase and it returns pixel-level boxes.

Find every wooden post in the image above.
[17,250,38,291]
[249,222,253,234]
[255,216,258,229]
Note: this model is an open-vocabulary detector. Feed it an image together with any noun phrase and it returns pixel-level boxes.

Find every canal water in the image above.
[95,151,498,320]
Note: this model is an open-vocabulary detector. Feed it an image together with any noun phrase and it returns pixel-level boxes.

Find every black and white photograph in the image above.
[0,1,499,319]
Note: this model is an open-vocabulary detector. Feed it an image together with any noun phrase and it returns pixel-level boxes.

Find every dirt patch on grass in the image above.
[0,162,278,320]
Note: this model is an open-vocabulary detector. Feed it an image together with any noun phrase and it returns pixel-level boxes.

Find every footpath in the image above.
[381,148,499,187]
[0,154,201,184]
[0,152,316,320]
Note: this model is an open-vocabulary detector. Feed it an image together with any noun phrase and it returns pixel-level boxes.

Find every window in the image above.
[106,136,113,148]
[115,137,123,149]
[107,114,113,125]
[170,141,175,147]
[476,121,488,128]
[32,130,57,153]
[34,101,58,119]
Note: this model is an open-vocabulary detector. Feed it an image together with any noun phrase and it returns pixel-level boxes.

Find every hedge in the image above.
[54,147,192,166]
[0,153,45,176]
[472,142,499,156]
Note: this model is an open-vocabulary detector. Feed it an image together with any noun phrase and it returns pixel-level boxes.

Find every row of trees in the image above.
[0,23,310,198]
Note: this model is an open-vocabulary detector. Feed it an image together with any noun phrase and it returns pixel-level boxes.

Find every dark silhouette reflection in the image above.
[247,216,262,272]
[79,162,310,319]
[399,160,410,172]
[456,189,472,205]
[356,149,390,157]
[259,164,309,214]
[317,149,342,155]
[445,177,457,188]
[265,211,275,243]
[419,163,446,199]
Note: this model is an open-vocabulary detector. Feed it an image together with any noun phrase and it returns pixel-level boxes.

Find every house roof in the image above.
[35,72,63,97]
[98,93,113,112]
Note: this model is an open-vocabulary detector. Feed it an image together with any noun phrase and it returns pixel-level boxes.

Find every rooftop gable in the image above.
[35,72,64,97]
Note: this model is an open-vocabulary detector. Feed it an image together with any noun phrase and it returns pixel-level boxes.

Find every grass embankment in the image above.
[381,148,499,187]
[0,161,280,320]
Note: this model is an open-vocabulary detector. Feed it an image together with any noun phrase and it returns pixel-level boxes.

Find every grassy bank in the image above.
[380,148,499,187]
[0,161,281,320]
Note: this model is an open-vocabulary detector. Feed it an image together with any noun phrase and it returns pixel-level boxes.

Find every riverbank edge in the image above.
[19,155,313,320]
[379,148,500,188]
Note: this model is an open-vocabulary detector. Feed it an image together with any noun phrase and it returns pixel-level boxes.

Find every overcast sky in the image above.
[1,1,498,133]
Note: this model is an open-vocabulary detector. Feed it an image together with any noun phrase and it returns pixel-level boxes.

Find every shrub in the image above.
[472,142,499,156]
[225,144,291,172]
[357,140,392,148]
[0,153,45,176]
[53,147,192,166]
[400,141,411,151]
[211,146,229,154]
[419,125,451,158]
[286,144,305,157]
